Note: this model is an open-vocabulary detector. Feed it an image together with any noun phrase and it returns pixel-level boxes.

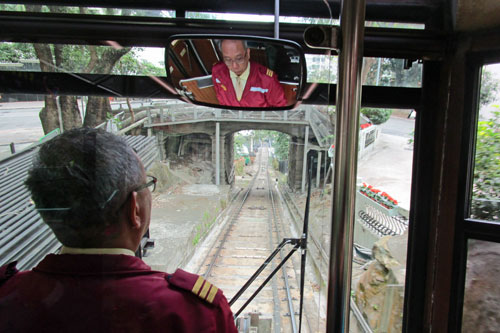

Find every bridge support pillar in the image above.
[288,136,305,191]
[215,122,220,185]
[155,130,166,160]
[317,151,322,188]
[211,123,229,185]
[301,125,309,193]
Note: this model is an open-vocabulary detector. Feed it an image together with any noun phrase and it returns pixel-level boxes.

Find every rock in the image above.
[354,233,407,332]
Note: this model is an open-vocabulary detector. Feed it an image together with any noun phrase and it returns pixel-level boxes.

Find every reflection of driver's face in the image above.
[221,40,250,76]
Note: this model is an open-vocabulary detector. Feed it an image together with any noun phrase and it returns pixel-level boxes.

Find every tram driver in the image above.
[0,127,237,333]
[212,39,287,107]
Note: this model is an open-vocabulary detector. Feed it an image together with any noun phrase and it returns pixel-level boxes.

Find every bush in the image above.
[361,108,393,124]
[272,157,279,170]
[234,158,245,176]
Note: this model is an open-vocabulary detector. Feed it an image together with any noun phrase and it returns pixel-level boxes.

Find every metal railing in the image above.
[144,103,311,126]
[356,191,409,238]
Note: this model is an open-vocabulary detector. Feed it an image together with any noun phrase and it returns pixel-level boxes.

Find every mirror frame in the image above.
[164,34,307,111]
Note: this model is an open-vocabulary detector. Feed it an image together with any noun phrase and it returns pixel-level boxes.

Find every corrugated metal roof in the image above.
[0,135,160,270]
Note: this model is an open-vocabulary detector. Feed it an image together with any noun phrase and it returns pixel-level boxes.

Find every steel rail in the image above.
[201,149,263,278]
[265,161,283,332]
[267,170,298,333]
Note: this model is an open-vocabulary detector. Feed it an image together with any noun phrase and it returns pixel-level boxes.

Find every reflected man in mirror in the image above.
[0,127,237,333]
[212,39,287,107]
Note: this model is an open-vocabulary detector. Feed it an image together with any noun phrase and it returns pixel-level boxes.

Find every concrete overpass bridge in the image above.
[144,103,335,191]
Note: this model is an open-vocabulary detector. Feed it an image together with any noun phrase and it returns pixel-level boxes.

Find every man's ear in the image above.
[246,48,250,58]
[127,191,142,230]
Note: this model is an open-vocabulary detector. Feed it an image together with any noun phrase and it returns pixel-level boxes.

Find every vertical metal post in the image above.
[80,96,85,119]
[56,96,64,133]
[327,0,366,331]
[376,58,382,86]
[147,109,152,137]
[10,142,15,154]
[301,125,309,193]
[216,122,220,186]
[274,0,280,38]
[316,151,322,188]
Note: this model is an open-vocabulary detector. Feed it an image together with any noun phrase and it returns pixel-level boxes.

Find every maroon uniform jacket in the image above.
[0,254,237,333]
[212,61,287,107]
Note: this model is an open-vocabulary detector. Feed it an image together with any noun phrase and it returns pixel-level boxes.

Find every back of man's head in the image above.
[25,127,143,247]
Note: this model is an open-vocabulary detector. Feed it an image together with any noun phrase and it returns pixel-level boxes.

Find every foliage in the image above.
[234,158,245,176]
[113,50,166,76]
[471,109,500,221]
[272,132,290,161]
[233,132,249,158]
[364,58,422,88]
[479,69,500,107]
[360,183,398,209]
[253,130,290,161]
[0,5,165,132]
[361,108,392,124]
[272,157,279,171]
[408,130,415,145]
[0,4,25,11]
[0,43,35,63]
[306,54,337,83]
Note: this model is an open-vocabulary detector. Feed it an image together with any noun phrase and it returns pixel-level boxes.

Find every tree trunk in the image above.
[362,58,377,85]
[83,47,131,127]
[27,5,84,134]
[39,96,82,133]
[84,97,112,127]
[60,96,82,130]
[26,5,130,133]
[39,95,59,134]
[126,97,135,123]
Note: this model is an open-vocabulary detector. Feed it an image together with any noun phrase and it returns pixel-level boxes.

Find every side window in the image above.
[348,58,419,331]
[461,63,500,331]
[469,64,500,221]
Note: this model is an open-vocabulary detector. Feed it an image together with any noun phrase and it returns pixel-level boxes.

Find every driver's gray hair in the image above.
[25,127,144,247]
[216,39,248,52]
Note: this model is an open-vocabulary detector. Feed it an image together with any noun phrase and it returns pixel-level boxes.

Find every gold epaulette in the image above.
[192,275,219,303]
[168,269,221,304]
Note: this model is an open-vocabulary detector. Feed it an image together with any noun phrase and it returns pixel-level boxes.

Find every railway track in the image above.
[195,147,316,332]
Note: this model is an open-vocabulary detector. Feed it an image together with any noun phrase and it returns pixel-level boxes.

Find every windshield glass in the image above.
[0,3,422,332]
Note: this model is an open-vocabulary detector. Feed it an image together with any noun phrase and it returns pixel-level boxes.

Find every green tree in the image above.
[4,5,144,133]
[364,58,422,87]
[269,132,290,161]
[361,108,392,124]
[471,109,500,221]
[0,43,35,63]
[234,132,250,158]
[480,69,500,107]
[252,130,289,161]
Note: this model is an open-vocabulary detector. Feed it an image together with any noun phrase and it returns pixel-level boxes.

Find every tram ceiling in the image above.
[3,0,500,33]
[0,11,447,59]
[4,0,441,23]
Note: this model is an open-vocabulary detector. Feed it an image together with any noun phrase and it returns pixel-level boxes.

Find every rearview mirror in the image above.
[165,35,306,109]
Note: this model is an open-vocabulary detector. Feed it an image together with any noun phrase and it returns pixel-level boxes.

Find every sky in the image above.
[138,47,165,67]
